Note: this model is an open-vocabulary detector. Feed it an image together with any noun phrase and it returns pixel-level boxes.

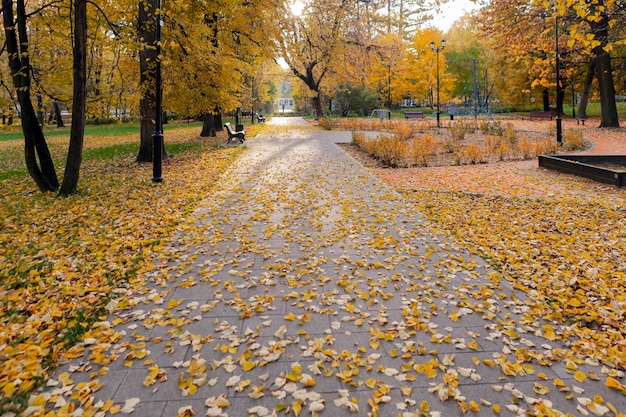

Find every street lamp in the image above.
[555,17,563,145]
[152,0,164,182]
[430,39,445,128]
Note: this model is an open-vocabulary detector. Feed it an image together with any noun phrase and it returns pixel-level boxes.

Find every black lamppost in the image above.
[152,0,164,182]
[431,39,445,128]
[555,17,563,145]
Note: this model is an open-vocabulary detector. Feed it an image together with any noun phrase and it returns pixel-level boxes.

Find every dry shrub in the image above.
[466,120,479,133]
[374,134,408,167]
[503,122,517,147]
[518,137,534,159]
[392,122,415,140]
[410,134,438,166]
[318,117,333,130]
[497,141,512,161]
[352,131,366,147]
[486,135,502,155]
[480,119,503,135]
[443,137,456,153]
[448,120,468,141]
[353,132,380,159]
[564,129,584,150]
[463,143,486,164]
[535,138,560,155]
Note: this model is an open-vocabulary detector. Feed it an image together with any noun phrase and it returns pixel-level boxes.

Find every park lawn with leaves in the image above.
[403,190,626,365]
[375,155,626,371]
[0,124,243,414]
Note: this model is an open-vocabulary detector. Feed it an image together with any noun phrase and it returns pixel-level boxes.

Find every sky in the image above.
[431,0,481,32]
[290,0,481,33]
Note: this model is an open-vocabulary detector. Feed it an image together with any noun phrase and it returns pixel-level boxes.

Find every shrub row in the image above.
[346,117,584,167]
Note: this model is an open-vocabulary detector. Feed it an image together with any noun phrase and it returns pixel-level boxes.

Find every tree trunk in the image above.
[313,93,323,120]
[200,114,217,137]
[594,48,619,127]
[542,88,550,111]
[589,6,619,128]
[59,0,87,196]
[2,0,59,192]
[577,60,595,120]
[136,0,157,162]
[36,93,45,126]
[54,102,65,127]
[214,110,223,131]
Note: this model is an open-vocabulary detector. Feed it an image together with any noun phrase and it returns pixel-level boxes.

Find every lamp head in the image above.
[441,39,446,49]
[430,41,435,51]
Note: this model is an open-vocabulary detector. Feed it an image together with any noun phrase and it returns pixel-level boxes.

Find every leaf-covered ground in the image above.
[3,119,626,417]
[0,125,242,414]
[375,121,626,370]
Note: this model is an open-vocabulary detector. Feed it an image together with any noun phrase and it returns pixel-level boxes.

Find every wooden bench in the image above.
[224,122,245,144]
[254,112,265,123]
[529,111,553,120]
[577,116,588,125]
[404,111,424,119]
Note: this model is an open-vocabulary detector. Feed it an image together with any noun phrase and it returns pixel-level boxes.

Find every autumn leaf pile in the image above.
[402,190,626,361]
[0,126,241,414]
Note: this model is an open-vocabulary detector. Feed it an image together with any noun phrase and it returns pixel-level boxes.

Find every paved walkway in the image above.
[42,118,625,416]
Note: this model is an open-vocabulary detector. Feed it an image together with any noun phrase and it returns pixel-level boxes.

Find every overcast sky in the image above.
[431,0,481,32]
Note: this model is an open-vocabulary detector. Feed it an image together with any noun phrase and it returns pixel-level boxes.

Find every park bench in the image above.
[254,112,265,123]
[224,122,245,144]
[404,111,424,119]
[577,116,588,125]
[529,111,553,120]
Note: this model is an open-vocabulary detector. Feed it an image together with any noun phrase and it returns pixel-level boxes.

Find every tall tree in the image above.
[59,0,87,196]
[2,0,59,192]
[479,0,621,127]
[277,0,355,118]
[584,2,619,127]
[136,0,159,162]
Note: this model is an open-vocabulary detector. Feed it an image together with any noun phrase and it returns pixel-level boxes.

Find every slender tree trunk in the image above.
[577,60,595,120]
[137,0,157,162]
[59,0,87,196]
[36,93,45,126]
[2,0,59,192]
[542,88,550,111]
[54,102,65,127]
[589,6,619,128]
